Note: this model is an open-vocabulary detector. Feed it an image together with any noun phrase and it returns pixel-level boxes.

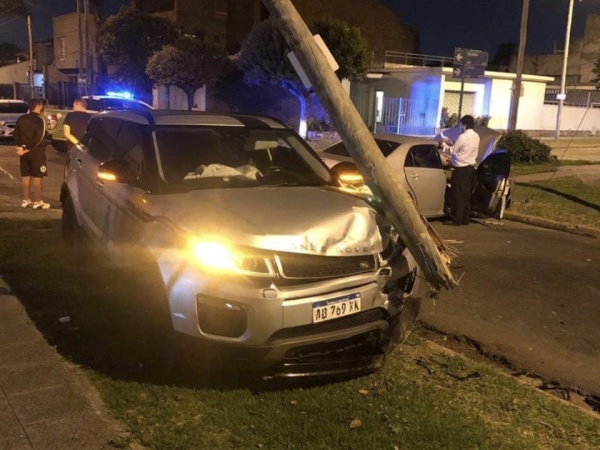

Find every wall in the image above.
[227,0,418,63]
[0,61,29,84]
[580,13,600,84]
[539,104,600,135]
[52,13,98,74]
[517,13,600,87]
[153,85,206,110]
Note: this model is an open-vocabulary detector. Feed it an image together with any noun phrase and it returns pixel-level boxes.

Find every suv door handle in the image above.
[408,174,419,179]
[76,158,83,167]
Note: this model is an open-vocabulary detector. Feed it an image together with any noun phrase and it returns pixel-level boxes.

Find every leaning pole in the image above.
[261,0,458,290]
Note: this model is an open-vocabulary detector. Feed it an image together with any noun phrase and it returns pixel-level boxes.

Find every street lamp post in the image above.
[555,0,575,141]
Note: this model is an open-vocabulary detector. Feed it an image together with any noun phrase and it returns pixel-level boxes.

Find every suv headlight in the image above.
[188,238,274,277]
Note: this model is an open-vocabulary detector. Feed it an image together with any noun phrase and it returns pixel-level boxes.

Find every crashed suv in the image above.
[61,110,424,378]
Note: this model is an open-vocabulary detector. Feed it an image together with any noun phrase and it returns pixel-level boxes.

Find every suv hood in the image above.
[144,187,384,256]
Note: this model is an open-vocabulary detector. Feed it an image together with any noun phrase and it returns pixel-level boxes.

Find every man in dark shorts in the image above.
[63,98,92,150]
[13,98,51,209]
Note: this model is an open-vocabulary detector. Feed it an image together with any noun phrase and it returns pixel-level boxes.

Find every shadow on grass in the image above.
[514,181,600,212]
[0,218,365,394]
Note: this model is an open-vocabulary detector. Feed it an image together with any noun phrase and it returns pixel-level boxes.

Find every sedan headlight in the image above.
[0,120,5,126]
[188,238,274,277]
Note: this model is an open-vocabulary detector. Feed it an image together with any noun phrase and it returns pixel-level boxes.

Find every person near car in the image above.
[63,98,92,150]
[13,98,51,210]
[441,114,480,225]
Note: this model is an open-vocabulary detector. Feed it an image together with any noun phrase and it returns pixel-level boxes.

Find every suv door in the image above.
[101,123,151,261]
[73,118,123,241]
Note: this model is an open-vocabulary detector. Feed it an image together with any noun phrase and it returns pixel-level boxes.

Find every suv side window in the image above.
[114,124,146,178]
[87,119,122,162]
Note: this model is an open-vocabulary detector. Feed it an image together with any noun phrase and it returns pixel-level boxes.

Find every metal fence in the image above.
[351,95,438,136]
[545,88,600,108]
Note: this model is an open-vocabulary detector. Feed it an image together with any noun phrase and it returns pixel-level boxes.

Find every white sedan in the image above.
[318,134,448,218]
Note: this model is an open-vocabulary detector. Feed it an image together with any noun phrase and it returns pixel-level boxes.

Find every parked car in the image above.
[436,125,512,219]
[0,99,28,139]
[61,110,425,378]
[319,128,512,221]
[46,94,153,152]
[319,135,447,218]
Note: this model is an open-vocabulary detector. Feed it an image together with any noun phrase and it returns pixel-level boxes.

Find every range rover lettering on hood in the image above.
[258,206,383,256]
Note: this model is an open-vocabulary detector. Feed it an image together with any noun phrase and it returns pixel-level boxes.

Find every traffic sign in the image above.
[454,48,489,66]
[452,64,485,79]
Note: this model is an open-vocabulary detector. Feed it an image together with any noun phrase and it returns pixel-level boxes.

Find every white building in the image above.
[350,65,554,136]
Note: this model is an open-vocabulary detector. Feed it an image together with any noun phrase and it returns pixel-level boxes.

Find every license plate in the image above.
[312,293,361,323]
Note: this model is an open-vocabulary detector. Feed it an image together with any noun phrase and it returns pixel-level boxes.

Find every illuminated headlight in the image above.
[188,239,274,276]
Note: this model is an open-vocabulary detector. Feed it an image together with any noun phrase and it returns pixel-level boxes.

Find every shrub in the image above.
[307,117,335,132]
[498,130,557,163]
[476,115,492,127]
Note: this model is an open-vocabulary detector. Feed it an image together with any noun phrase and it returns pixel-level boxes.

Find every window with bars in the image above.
[57,37,66,61]
[215,0,227,14]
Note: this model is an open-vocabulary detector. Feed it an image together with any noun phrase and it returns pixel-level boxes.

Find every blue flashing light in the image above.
[106,90,133,99]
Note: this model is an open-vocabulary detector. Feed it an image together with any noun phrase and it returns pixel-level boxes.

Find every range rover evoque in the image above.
[61,110,425,378]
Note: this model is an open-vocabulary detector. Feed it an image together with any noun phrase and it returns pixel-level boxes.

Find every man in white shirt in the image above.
[441,115,480,225]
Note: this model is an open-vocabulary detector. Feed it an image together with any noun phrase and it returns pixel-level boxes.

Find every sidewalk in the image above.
[0,145,136,450]
[0,278,132,450]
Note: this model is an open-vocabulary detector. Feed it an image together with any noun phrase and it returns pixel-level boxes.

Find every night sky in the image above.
[1,0,600,58]
[380,0,600,57]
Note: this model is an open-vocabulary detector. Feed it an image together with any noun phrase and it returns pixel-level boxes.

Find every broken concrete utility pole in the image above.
[261,0,457,290]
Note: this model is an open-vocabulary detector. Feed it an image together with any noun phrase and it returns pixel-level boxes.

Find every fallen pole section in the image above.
[261,0,458,290]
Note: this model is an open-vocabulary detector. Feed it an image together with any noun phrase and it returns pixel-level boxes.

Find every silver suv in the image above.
[61,110,423,378]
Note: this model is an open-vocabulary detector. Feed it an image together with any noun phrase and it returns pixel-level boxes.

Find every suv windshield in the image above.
[154,126,332,191]
[0,102,28,114]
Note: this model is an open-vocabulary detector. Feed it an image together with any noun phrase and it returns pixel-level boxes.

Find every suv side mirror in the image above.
[331,161,364,188]
[98,160,137,184]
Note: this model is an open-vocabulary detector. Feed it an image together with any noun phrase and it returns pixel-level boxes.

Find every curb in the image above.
[504,211,600,239]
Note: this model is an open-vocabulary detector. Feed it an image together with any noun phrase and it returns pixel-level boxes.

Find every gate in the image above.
[351,95,439,136]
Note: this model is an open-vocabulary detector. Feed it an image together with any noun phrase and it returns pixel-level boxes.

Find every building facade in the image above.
[514,13,600,107]
[134,0,419,61]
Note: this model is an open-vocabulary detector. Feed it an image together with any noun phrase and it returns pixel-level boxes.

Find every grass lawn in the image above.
[540,137,600,148]
[508,160,600,230]
[1,218,599,449]
[510,160,600,177]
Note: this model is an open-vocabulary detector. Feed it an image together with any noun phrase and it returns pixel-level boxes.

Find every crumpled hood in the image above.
[143,187,384,256]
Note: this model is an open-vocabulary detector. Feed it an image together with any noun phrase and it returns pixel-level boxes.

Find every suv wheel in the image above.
[61,196,88,263]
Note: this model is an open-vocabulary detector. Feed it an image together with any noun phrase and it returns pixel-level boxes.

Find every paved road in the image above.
[0,141,64,211]
[426,219,600,396]
[1,141,599,398]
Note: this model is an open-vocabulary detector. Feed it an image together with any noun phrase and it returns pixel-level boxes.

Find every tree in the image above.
[489,42,517,71]
[0,42,20,64]
[311,16,371,82]
[0,0,28,16]
[236,17,371,137]
[237,18,310,136]
[593,58,600,90]
[146,36,230,110]
[97,5,178,98]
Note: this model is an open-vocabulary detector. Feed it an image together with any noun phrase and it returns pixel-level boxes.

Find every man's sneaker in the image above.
[21,200,32,208]
[31,201,51,210]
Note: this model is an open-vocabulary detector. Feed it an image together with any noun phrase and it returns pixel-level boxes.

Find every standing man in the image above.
[14,98,51,210]
[441,115,480,226]
[63,98,92,150]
